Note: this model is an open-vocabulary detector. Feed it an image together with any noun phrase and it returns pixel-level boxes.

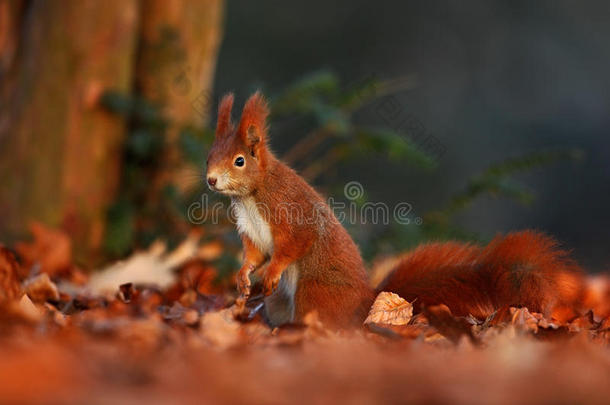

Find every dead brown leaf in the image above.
[160,302,200,326]
[367,323,434,340]
[569,310,600,333]
[13,294,44,322]
[167,259,218,300]
[88,234,207,294]
[22,273,59,303]
[233,294,265,323]
[198,240,223,261]
[364,292,413,326]
[15,222,72,277]
[510,307,540,333]
[117,282,136,303]
[3,229,610,404]
[423,304,477,345]
[0,246,22,300]
[199,307,242,349]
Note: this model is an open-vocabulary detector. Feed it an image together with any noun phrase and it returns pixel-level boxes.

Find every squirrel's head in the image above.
[206,92,270,197]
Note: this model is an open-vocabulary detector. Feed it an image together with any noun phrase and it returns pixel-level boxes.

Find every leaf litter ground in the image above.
[1,223,610,405]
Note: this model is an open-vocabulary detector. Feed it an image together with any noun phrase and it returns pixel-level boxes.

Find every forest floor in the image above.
[1,224,609,405]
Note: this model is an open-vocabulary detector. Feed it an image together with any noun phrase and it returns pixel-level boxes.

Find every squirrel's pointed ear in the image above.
[215,93,234,138]
[238,91,269,148]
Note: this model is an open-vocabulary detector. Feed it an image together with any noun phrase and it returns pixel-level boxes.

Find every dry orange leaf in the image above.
[200,308,242,349]
[22,273,60,303]
[423,304,477,344]
[0,247,22,300]
[15,222,72,277]
[364,291,413,326]
[510,307,540,333]
[198,240,223,261]
[15,294,44,322]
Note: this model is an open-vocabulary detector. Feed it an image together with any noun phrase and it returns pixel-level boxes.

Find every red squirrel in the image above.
[206,92,374,327]
[206,92,583,327]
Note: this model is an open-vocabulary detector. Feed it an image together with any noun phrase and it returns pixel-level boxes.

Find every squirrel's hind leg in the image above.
[294,273,373,329]
[263,264,299,326]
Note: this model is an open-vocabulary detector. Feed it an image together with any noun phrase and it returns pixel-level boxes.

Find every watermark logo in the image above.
[344,181,365,200]
[186,181,421,226]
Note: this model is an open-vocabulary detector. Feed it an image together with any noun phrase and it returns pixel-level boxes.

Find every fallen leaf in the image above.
[163,232,201,268]
[44,303,68,327]
[569,310,599,333]
[22,273,60,303]
[159,302,200,326]
[0,246,22,300]
[364,292,413,326]
[169,259,218,299]
[424,333,450,344]
[87,234,201,294]
[15,222,72,277]
[599,317,610,331]
[233,294,265,323]
[538,317,560,330]
[198,240,223,261]
[190,294,225,314]
[117,282,135,303]
[200,308,242,349]
[117,317,167,353]
[178,288,198,307]
[15,294,44,322]
[367,323,433,340]
[510,307,540,334]
[423,304,477,344]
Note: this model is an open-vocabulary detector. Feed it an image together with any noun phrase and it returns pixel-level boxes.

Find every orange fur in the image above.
[582,275,610,319]
[378,231,584,319]
[237,91,269,144]
[207,92,373,328]
[216,93,234,137]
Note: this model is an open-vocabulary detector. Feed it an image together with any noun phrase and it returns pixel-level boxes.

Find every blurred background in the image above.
[1,0,608,274]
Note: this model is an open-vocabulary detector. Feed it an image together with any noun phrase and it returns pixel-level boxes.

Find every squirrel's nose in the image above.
[207,177,217,187]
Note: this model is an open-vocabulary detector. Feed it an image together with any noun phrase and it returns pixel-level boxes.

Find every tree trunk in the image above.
[136,0,225,193]
[0,0,139,265]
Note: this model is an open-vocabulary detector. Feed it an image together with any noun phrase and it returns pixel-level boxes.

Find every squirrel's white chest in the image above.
[231,197,273,254]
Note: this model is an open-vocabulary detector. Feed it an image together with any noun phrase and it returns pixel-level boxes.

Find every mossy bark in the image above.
[0,0,225,264]
[0,0,139,264]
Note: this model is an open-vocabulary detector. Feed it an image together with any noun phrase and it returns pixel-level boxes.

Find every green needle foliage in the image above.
[429,149,585,224]
[354,128,436,168]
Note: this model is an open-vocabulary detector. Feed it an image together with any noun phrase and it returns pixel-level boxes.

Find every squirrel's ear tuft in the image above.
[238,91,269,147]
[215,93,234,138]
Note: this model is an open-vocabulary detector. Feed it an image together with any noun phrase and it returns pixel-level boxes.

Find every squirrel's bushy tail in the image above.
[377,230,584,320]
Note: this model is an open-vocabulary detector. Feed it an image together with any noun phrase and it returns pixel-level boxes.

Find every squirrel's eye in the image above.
[234,156,245,167]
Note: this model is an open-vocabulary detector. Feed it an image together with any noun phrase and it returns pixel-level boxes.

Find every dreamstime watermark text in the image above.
[187,181,422,226]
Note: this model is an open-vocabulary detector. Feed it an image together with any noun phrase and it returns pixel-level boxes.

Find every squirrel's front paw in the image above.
[262,271,281,296]
[236,266,253,297]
